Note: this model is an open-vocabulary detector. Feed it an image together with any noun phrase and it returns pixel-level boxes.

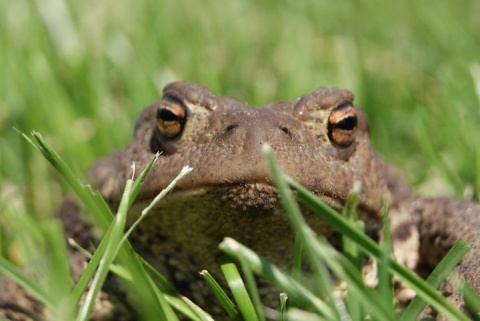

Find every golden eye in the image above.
[327,104,358,147]
[156,98,187,138]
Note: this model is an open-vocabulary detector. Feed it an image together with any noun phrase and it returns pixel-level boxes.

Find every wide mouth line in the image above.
[165,180,277,193]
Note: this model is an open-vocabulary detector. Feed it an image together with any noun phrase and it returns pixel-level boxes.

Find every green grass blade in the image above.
[0,257,52,307]
[149,282,181,321]
[234,259,265,321]
[141,258,213,321]
[128,152,160,207]
[400,240,472,320]
[264,144,396,320]
[376,198,394,321]
[121,165,192,245]
[0,221,75,319]
[279,293,288,321]
[70,154,162,304]
[220,237,337,320]
[201,269,240,320]
[22,133,178,320]
[115,236,179,320]
[262,144,340,319]
[341,183,363,269]
[76,179,134,321]
[286,176,471,321]
[176,297,214,321]
[114,162,191,321]
[463,284,480,318]
[341,186,364,320]
[289,234,303,307]
[42,221,76,320]
[23,131,111,228]
[220,258,258,321]
[68,238,133,282]
[311,238,392,320]
[70,215,116,302]
[291,234,303,283]
[285,308,323,321]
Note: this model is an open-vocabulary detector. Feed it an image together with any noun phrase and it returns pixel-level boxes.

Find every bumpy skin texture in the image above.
[1,82,479,320]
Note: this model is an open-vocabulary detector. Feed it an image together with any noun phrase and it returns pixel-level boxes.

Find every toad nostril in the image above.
[224,124,239,132]
[279,126,291,135]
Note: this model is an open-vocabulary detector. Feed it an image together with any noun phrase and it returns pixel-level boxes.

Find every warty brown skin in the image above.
[1,82,478,320]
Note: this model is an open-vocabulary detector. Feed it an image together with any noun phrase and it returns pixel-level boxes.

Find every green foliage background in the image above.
[1,0,479,253]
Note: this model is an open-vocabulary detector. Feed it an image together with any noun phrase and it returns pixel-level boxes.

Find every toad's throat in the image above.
[126,183,382,274]
[128,182,382,237]
[135,183,283,215]
[133,182,346,217]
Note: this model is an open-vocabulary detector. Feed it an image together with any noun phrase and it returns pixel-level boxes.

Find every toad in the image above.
[1,82,479,320]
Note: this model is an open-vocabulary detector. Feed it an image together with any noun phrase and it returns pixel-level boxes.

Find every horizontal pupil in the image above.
[158,108,180,121]
[336,116,357,130]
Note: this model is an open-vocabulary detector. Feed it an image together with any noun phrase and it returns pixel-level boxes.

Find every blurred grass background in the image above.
[1,0,479,251]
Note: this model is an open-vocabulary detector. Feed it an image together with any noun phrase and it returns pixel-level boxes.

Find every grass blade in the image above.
[375,198,394,321]
[463,284,480,318]
[340,185,364,320]
[310,238,392,320]
[21,132,179,320]
[285,176,471,321]
[220,256,259,321]
[23,131,111,228]
[236,259,265,321]
[263,144,395,320]
[0,257,52,307]
[400,240,472,320]
[220,237,337,320]
[279,293,288,321]
[142,260,213,321]
[77,179,135,321]
[128,153,160,207]
[201,269,240,320]
[121,165,192,245]
[262,144,340,319]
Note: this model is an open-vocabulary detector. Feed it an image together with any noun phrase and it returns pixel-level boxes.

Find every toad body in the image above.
[1,82,479,320]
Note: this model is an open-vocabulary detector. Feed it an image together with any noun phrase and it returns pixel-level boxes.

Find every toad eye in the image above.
[156,97,187,138]
[327,104,358,147]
